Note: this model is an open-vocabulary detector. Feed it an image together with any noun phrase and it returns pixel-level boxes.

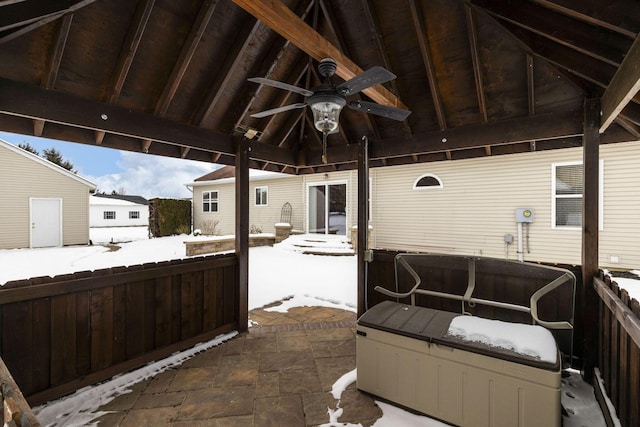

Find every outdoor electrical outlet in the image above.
[504,234,514,244]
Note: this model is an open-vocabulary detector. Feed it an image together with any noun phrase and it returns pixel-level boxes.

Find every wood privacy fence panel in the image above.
[596,273,640,427]
[0,254,239,406]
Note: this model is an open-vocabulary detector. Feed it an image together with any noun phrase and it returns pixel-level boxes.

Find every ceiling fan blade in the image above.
[348,100,411,121]
[248,77,313,97]
[250,103,306,118]
[336,66,396,95]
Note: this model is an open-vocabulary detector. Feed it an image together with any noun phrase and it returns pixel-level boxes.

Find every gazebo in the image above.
[0,0,639,424]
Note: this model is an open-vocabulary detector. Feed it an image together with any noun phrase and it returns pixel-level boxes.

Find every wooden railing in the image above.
[595,272,640,427]
[0,253,239,407]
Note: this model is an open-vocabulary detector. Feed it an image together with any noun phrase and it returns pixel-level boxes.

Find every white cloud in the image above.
[85,151,218,199]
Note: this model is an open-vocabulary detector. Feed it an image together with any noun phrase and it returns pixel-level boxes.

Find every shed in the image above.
[0,139,96,249]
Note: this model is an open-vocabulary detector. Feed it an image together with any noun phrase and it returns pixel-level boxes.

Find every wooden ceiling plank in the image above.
[42,13,73,90]
[258,63,309,142]
[276,110,305,148]
[476,0,629,67]
[532,0,638,39]
[620,102,640,126]
[359,0,411,136]
[230,0,406,109]
[600,34,640,132]
[0,0,68,32]
[615,116,640,139]
[409,0,446,130]
[465,4,487,123]
[195,17,265,126]
[155,0,219,116]
[0,0,97,44]
[319,0,379,140]
[527,54,536,151]
[0,1,29,6]
[107,0,155,104]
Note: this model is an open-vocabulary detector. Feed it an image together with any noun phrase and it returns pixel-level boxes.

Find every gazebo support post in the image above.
[581,98,600,382]
[236,137,250,332]
[357,136,370,318]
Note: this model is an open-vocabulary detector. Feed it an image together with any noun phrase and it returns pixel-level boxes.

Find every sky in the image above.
[0,131,219,199]
[0,231,615,426]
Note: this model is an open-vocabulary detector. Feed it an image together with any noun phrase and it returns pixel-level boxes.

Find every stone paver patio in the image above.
[92,303,383,426]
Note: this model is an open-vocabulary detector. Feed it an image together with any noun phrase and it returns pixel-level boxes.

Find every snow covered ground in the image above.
[0,228,631,426]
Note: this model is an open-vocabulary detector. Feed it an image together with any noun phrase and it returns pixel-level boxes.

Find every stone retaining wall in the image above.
[185,235,275,256]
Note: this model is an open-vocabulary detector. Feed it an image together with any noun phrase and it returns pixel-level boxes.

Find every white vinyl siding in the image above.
[372,141,640,269]
[89,200,149,227]
[0,141,92,249]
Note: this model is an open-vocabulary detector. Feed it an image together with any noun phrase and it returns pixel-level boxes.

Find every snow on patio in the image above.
[0,228,627,426]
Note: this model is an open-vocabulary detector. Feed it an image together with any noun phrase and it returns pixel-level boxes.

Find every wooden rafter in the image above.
[155,0,219,116]
[106,0,155,104]
[600,34,640,132]
[0,0,68,32]
[532,0,638,39]
[194,17,265,126]
[310,110,584,166]
[465,4,487,123]
[230,0,407,109]
[259,63,309,142]
[527,54,536,151]
[477,0,628,67]
[0,77,294,166]
[236,0,315,131]
[409,0,446,130]
[359,0,412,136]
[0,0,97,44]
[320,0,379,140]
[33,13,73,137]
[42,14,72,90]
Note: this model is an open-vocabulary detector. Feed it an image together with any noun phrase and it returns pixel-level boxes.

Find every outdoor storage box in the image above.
[356,301,561,427]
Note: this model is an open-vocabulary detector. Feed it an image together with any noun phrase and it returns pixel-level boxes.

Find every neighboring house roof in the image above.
[189,166,286,187]
[195,166,236,182]
[0,139,96,190]
[92,193,149,205]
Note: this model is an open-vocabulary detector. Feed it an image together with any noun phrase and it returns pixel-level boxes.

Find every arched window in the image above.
[413,174,443,190]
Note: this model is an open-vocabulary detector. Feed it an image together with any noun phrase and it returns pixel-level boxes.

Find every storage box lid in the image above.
[357,301,559,371]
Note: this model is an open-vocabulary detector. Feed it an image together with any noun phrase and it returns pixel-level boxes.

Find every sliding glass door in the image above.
[308,182,347,235]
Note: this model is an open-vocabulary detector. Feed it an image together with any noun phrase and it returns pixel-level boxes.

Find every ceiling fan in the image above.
[248,58,411,163]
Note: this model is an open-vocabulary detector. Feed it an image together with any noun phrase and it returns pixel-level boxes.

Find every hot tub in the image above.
[356,300,561,427]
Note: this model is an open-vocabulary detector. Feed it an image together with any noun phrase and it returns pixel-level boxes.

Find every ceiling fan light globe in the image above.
[309,94,345,135]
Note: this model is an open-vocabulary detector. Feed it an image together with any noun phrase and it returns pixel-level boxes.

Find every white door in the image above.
[30,198,62,248]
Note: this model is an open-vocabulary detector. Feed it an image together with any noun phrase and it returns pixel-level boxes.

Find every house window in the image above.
[413,174,443,189]
[203,191,219,212]
[104,211,116,220]
[255,186,268,206]
[129,211,140,219]
[552,161,603,228]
